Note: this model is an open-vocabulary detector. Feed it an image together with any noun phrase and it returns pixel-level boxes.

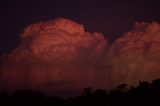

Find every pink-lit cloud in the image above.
[1,18,160,96]
[0,18,108,94]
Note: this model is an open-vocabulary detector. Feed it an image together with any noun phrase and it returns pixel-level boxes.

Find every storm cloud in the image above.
[0,18,160,96]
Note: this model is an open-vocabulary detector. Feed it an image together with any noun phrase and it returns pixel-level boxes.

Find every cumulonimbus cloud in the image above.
[109,21,160,86]
[0,18,160,96]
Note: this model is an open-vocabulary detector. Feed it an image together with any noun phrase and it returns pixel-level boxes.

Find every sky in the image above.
[0,0,160,55]
[1,0,160,97]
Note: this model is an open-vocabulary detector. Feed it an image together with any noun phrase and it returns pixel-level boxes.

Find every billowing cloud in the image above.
[109,21,160,86]
[1,18,160,96]
[0,18,108,94]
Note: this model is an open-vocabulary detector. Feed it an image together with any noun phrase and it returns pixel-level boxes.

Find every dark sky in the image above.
[0,0,160,55]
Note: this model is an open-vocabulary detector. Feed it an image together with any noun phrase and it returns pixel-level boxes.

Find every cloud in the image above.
[109,21,160,86]
[1,18,160,96]
[0,18,108,93]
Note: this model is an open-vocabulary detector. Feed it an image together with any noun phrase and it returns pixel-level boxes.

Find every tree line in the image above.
[1,79,160,106]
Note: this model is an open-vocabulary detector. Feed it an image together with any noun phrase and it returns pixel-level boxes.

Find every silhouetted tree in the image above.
[82,87,92,96]
[1,78,160,106]
[116,83,128,92]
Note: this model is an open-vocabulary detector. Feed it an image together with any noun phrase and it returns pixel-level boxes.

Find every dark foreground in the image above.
[1,79,160,106]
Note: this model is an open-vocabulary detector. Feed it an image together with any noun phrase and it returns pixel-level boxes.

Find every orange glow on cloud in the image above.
[1,18,160,96]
